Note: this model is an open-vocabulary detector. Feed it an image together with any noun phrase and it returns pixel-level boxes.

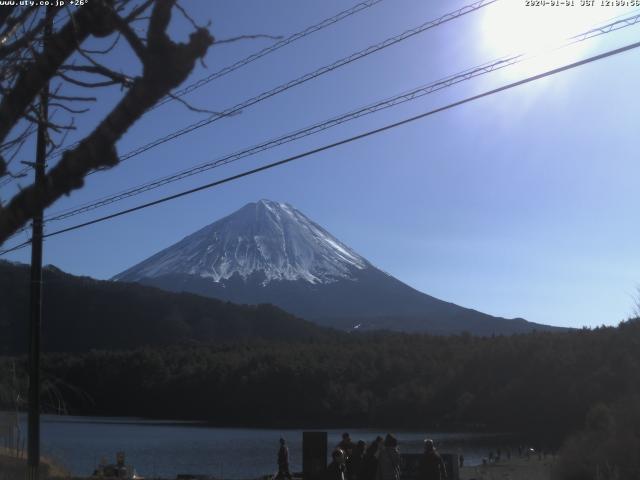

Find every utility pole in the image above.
[27,8,51,480]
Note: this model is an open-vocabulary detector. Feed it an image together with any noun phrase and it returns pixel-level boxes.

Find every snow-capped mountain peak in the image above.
[114,199,368,285]
[111,200,550,335]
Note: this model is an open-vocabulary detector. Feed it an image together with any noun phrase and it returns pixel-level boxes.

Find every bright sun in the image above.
[480,1,637,60]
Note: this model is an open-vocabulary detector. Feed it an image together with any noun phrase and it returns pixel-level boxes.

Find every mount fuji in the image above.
[114,200,558,335]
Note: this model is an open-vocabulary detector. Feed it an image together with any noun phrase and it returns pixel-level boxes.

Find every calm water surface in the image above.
[20,415,517,478]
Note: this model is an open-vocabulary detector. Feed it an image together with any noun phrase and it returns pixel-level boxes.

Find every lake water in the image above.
[19,415,518,478]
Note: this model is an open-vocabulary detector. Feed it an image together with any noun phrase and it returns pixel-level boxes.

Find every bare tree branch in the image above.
[23,112,76,133]
[0,123,35,153]
[49,102,90,114]
[125,0,155,22]
[49,93,97,102]
[166,92,229,116]
[57,71,121,88]
[215,34,283,45]
[3,167,28,179]
[0,7,15,31]
[113,15,146,59]
[0,0,214,243]
[0,8,36,46]
[80,33,121,55]
[0,1,118,145]
[174,2,206,30]
[46,118,75,155]
[0,8,57,61]
[60,64,133,86]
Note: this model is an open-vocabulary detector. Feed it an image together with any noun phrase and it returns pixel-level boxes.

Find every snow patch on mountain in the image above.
[114,200,368,285]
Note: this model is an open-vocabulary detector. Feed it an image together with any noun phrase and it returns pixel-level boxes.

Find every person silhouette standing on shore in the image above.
[338,433,356,455]
[276,438,293,480]
[361,436,383,480]
[376,434,401,480]
[420,439,447,480]
[338,432,357,480]
[350,440,366,480]
[323,448,347,480]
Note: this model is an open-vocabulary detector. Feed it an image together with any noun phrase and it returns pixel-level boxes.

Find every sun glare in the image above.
[480,2,637,68]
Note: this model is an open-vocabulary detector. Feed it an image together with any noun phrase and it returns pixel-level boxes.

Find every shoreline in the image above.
[11,411,513,434]
[1,451,557,480]
[461,455,556,480]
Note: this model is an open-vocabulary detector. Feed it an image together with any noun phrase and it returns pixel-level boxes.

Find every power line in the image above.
[5,5,639,243]
[6,8,640,246]
[88,0,497,172]
[4,0,497,221]
[0,0,384,188]
[46,0,495,170]
[39,58,535,220]
[570,8,640,42]
[0,168,29,188]
[0,239,31,256]
[39,11,640,225]
[152,0,385,110]
[3,37,639,256]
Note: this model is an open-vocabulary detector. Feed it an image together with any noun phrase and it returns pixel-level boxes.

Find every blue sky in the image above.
[2,0,640,328]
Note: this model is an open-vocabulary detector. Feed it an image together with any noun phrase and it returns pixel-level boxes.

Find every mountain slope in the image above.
[114,200,562,335]
[114,200,368,285]
[0,260,334,354]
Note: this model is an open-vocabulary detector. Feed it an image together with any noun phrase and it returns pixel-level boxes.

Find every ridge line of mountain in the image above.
[111,200,565,335]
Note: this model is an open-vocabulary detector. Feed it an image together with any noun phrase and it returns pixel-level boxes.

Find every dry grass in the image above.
[0,447,70,480]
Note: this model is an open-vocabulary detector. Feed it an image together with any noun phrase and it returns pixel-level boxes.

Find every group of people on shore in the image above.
[481,445,553,465]
[276,433,447,480]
